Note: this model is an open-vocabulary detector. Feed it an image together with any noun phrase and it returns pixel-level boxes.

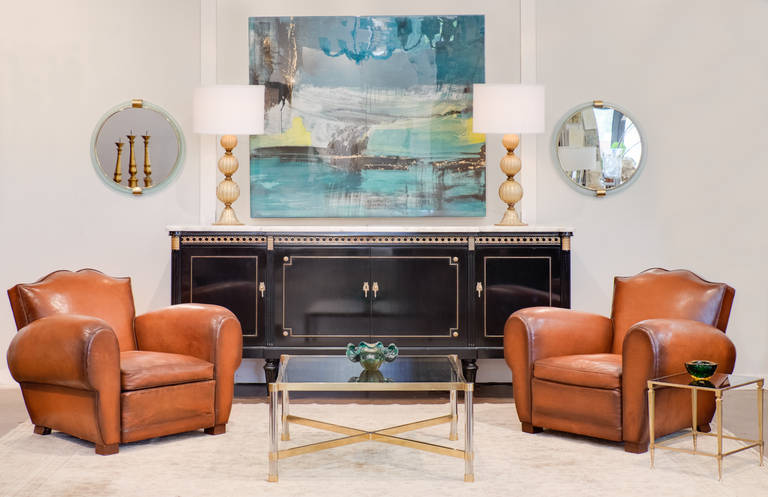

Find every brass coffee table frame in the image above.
[267,354,474,483]
[648,374,764,480]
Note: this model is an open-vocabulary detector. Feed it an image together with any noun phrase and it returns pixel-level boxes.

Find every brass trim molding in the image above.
[562,236,571,251]
[274,235,468,246]
[181,235,267,245]
[171,235,180,251]
[475,236,560,245]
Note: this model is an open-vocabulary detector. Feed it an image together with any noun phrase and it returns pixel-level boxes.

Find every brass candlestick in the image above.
[127,132,138,188]
[113,141,124,183]
[142,133,152,187]
[215,134,242,225]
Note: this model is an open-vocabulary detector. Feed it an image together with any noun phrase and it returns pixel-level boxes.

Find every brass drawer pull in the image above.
[363,281,370,298]
[372,282,379,298]
[259,281,266,298]
[476,282,483,297]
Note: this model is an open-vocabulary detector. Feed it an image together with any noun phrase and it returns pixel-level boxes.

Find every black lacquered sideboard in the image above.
[169,226,573,382]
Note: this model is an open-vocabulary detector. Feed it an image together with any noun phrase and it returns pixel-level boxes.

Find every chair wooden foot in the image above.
[95,443,119,455]
[33,425,51,435]
[624,441,648,453]
[522,422,543,434]
[204,424,226,435]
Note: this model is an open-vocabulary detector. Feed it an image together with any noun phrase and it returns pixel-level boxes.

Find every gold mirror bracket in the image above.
[595,189,606,197]
[592,100,604,108]
[131,99,144,108]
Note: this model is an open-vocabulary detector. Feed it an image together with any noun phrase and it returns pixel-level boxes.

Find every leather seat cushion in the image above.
[533,353,622,389]
[120,350,214,391]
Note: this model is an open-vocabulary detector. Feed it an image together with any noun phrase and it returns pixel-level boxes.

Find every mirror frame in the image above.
[551,100,646,196]
[90,99,185,195]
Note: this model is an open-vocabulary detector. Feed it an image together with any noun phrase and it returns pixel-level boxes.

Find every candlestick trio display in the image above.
[113,131,152,191]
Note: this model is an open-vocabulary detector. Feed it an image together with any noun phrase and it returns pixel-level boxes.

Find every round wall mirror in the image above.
[90,99,185,195]
[553,101,644,196]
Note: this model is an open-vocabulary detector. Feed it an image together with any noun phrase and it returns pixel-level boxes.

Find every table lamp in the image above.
[193,85,265,225]
[473,84,545,226]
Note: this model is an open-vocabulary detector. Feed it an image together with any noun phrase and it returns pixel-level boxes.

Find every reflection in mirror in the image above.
[91,100,184,195]
[554,102,643,195]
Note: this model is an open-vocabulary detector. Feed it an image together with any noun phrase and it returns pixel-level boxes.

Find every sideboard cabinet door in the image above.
[274,248,370,347]
[179,246,266,347]
[474,246,567,348]
[370,247,467,347]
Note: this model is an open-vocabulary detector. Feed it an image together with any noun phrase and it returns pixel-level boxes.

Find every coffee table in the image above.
[267,354,474,482]
[647,373,764,480]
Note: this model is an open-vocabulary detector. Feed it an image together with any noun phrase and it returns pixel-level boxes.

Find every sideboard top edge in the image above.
[167,225,574,235]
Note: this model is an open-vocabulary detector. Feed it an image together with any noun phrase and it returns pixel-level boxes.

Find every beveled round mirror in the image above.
[553,101,644,196]
[90,99,185,195]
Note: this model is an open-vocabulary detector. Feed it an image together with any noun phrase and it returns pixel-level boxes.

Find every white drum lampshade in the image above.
[193,85,265,225]
[193,85,265,135]
[473,84,545,225]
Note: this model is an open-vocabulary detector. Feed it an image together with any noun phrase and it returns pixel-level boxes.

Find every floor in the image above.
[1,384,765,443]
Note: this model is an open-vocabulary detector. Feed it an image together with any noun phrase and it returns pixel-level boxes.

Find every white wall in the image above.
[536,0,768,376]
[0,1,201,385]
[2,0,766,385]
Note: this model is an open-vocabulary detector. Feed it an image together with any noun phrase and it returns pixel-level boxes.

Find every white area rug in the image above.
[0,402,765,496]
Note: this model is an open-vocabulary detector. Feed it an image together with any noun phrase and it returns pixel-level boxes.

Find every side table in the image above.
[647,373,764,480]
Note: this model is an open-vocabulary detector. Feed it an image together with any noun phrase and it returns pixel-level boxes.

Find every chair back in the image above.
[610,268,734,353]
[8,269,137,351]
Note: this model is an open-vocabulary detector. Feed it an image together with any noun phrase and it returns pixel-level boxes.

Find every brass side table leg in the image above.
[268,384,279,482]
[464,385,474,482]
[282,391,291,441]
[449,389,458,441]
[716,391,723,480]
[692,387,698,453]
[759,380,764,465]
[648,383,655,469]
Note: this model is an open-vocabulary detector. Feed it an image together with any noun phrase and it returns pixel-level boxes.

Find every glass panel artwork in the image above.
[248,15,486,218]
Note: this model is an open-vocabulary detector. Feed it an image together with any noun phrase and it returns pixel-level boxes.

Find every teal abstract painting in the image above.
[248,15,485,218]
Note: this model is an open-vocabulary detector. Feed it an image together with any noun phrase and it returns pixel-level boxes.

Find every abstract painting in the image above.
[248,15,485,217]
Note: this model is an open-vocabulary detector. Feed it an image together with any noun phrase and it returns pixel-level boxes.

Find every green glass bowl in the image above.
[346,341,398,372]
[685,360,717,380]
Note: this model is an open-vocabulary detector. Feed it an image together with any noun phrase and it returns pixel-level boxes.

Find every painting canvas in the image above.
[248,15,485,217]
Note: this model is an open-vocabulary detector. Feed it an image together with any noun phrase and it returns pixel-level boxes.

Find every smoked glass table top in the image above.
[275,355,466,388]
[648,373,762,391]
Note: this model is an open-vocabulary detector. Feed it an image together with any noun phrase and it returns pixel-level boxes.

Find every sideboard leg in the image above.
[461,359,478,383]
[264,359,280,383]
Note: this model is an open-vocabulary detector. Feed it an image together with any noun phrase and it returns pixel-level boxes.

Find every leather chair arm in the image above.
[504,307,613,425]
[134,304,242,366]
[134,304,242,427]
[6,314,120,391]
[622,318,736,446]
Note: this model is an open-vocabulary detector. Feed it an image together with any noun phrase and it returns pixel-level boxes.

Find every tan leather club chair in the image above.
[504,268,736,453]
[6,269,242,455]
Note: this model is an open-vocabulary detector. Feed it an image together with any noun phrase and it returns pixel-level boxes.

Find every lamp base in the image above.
[213,135,243,226]
[495,207,527,226]
[214,206,243,225]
